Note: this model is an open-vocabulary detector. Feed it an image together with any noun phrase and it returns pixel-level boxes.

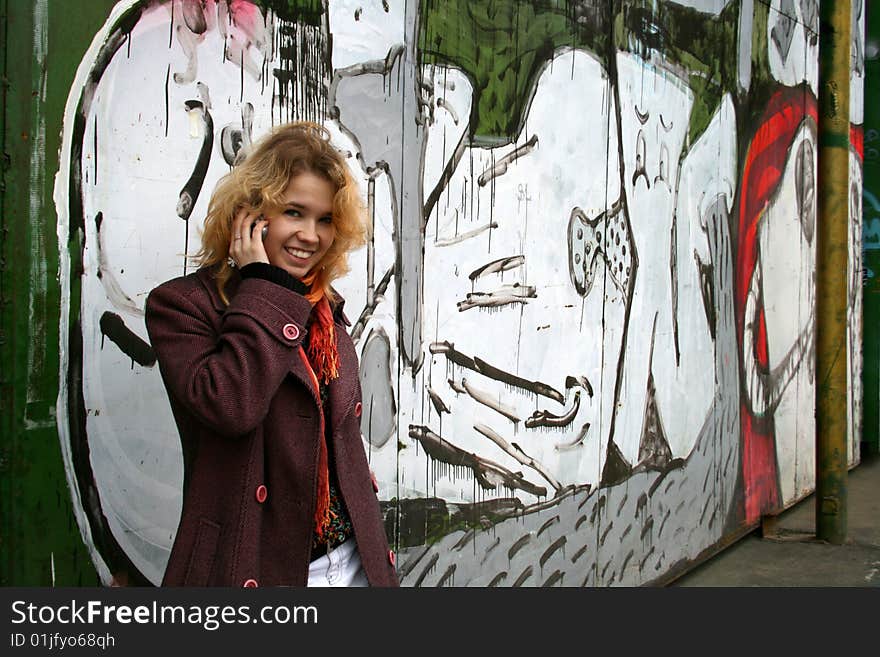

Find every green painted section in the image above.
[418,0,746,154]
[863,2,880,455]
[0,0,118,586]
[419,0,610,146]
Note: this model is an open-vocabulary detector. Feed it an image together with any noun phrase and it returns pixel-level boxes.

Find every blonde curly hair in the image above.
[196,121,367,305]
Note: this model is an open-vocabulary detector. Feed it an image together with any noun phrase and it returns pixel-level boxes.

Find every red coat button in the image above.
[255,485,267,503]
[282,323,300,340]
[354,401,363,418]
[388,550,396,566]
[243,579,258,588]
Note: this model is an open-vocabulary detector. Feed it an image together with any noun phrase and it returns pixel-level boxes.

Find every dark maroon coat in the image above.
[145,266,398,587]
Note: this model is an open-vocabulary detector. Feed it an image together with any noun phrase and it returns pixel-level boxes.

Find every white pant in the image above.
[307,538,369,587]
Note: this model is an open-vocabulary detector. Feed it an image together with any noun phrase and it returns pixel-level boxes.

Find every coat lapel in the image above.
[327,321,359,433]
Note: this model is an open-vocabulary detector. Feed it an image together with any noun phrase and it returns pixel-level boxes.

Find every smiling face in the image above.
[262,171,337,280]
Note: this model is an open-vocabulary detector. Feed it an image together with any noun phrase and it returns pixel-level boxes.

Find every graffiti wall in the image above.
[53,0,864,586]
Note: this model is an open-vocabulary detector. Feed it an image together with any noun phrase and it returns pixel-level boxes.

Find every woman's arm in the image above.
[145,276,312,437]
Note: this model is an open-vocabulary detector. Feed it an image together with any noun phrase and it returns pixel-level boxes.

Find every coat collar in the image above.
[196,265,350,326]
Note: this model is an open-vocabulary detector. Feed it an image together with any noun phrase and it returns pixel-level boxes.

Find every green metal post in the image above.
[816,0,852,545]
[0,0,118,585]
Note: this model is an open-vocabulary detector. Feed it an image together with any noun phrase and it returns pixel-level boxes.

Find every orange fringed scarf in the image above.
[302,282,340,541]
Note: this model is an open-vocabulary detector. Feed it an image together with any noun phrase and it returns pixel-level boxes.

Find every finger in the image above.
[228,209,254,266]
[250,217,268,241]
[235,214,269,268]
[243,216,258,243]
[229,208,253,252]
[230,208,249,248]
[232,206,250,232]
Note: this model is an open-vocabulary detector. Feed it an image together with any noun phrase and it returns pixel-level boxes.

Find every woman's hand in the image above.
[229,208,269,268]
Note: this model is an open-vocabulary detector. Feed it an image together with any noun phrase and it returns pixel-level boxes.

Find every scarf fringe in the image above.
[305,295,339,540]
[307,297,339,385]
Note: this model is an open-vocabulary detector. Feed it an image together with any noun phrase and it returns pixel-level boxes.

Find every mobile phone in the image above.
[251,216,268,241]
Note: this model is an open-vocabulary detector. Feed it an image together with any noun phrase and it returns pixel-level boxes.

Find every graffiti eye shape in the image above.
[632,130,650,189]
[794,139,815,244]
[654,143,670,188]
[851,183,861,219]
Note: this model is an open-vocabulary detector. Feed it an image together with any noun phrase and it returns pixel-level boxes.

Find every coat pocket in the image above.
[183,518,221,586]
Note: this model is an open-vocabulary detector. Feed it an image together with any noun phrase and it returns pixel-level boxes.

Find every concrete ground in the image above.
[670,447,880,587]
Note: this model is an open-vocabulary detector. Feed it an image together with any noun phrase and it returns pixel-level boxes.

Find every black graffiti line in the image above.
[460,378,521,423]
[468,254,525,282]
[397,545,431,580]
[474,423,562,492]
[414,553,440,587]
[436,564,456,587]
[540,536,567,569]
[99,312,156,367]
[457,284,536,312]
[512,566,533,587]
[447,377,467,395]
[553,422,590,452]
[639,516,655,540]
[487,572,507,586]
[407,425,546,497]
[525,391,581,429]
[176,100,213,224]
[423,130,469,228]
[452,528,477,551]
[599,521,613,546]
[671,209,680,365]
[537,515,560,537]
[94,212,143,316]
[427,386,451,414]
[571,543,590,564]
[436,96,459,124]
[564,374,594,397]
[508,534,532,561]
[541,570,564,587]
[477,134,538,187]
[430,341,564,403]
[434,220,498,247]
[350,266,393,342]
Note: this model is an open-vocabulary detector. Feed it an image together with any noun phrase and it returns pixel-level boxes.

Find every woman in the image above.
[145,121,398,587]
